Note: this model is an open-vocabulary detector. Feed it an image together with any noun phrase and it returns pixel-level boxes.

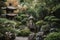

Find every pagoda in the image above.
[2,3,17,19]
[2,0,18,19]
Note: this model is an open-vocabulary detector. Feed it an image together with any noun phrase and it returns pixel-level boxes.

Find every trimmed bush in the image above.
[17,27,31,36]
[41,24,50,32]
[36,20,47,26]
[44,32,60,40]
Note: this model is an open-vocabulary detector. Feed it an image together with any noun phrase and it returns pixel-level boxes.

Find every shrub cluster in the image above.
[17,27,31,36]
[44,32,60,40]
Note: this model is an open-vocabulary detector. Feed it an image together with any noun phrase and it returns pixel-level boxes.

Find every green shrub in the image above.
[41,24,50,32]
[17,27,31,36]
[7,27,20,34]
[0,18,7,23]
[15,16,22,21]
[44,16,60,22]
[0,18,17,27]
[36,20,45,25]
[36,20,48,26]
[44,32,60,40]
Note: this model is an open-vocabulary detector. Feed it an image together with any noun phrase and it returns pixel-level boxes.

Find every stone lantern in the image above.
[1,3,17,19]
[28,15,35,32]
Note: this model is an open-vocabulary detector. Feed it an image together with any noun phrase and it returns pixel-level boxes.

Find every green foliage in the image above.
[16,16,22,21]
[44,16,60,22]
[41,24,50,32]
[0,18,7,23]
[17,27,31,36]
[0,18,21,34]
[44,32,60,40]
[8,27,20,34]
[0,18,17,27]
[36,20,47,26]
[19,0,60,21]
[15,22,22,29]
[0,0,60,37]
[16,13,28,25]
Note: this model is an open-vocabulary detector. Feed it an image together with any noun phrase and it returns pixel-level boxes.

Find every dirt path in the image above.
[15,37,28,40]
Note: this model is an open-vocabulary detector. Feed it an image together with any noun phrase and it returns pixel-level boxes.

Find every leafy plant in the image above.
[17,27,31,36]
[44,32,60,40]
[36,20,47,26]
[41,24,50,32]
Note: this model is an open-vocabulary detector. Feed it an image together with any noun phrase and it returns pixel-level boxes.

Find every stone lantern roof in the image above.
[1,6,16,10]
[7,6,16,9]
[28,15,34,20]
[29,15,33,19]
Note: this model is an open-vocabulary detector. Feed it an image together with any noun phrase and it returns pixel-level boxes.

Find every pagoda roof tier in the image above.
[6,14,17,16]
[1,6,17,10]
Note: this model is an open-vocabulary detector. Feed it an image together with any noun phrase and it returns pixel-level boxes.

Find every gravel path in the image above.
[15,37,28,40]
